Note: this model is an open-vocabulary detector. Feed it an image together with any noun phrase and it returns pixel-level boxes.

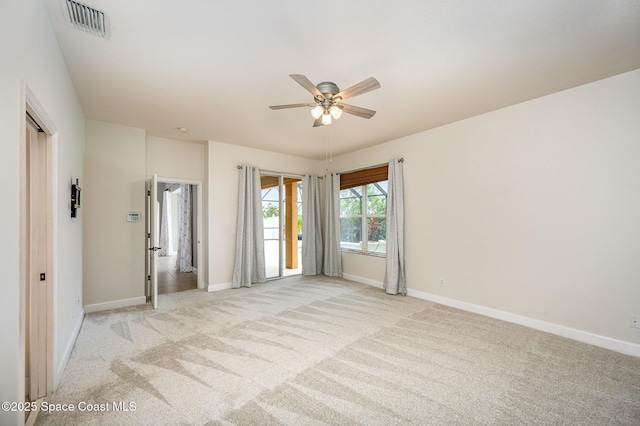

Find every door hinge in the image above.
[147,190,151,196]
[147,275,151,281]
[148,233,151,239]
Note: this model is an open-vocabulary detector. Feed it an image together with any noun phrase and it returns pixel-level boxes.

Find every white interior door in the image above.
[147,174,159,309]
[26,122,48,400]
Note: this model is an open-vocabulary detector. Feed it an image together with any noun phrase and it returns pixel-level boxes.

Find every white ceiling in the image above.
[44,0,640,160]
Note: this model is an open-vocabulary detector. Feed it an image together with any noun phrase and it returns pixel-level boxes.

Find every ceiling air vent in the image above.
[61,0,111,39]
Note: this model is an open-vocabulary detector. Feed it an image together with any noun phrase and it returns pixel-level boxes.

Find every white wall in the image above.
[84,121,146,307]
[0,1,85,424]
[206,141,319,287]
[83,132,205,309]
[328,70,640,351]
[146,135,205,180]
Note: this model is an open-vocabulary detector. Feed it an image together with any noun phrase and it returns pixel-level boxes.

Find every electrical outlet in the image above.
[630,314,640,329]
[440,278,445,287]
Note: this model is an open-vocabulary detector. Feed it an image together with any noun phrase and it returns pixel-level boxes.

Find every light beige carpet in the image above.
[37,276,639,425]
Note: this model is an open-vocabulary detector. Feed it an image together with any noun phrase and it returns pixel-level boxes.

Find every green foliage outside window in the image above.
[339,181,387,253]
[262,202,278,218]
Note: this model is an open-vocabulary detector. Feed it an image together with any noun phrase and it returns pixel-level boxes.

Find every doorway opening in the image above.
[260,173,302,279]
[156,182,197,295]
[146,176,203,307]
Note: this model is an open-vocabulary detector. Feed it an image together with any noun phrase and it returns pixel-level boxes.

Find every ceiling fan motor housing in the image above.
[316,81,340,98]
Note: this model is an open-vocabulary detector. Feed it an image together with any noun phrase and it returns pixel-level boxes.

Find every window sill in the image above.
[340,249,386,258]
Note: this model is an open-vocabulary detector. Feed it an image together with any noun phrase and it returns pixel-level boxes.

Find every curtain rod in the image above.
[236,165,323,179]
[236,165,299,176]
[236,165,308,179]
[237,158,403,176]
[337,158,404,175]
[237,158,404,170]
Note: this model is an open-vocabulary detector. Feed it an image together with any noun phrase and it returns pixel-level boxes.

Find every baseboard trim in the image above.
[342,273,640,357]
[207,282,232,292]
[55,308,84,389]
[84,296,147,314]
[407,288,640,358]
[342,273,383,289]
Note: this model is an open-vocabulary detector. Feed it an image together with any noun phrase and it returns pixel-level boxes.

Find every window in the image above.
[339,180,388,254]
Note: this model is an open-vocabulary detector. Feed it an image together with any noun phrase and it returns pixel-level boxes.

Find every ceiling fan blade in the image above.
[334,77,380,101]
[312,117,323,127]
[269,103,315,110]
[290,74,324,99]
[340,103,377,119]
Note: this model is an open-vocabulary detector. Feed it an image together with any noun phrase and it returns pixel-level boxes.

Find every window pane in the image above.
[340,217,362,250]
[367,217,386,254]
[262,186,279,202]
[367,181,387,196]
[340,188,361,216]
[262,186,279,240]
[366,181,387,215]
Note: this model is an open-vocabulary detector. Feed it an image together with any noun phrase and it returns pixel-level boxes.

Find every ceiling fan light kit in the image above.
[270,74,380,127]
[311,105,323,119]
[330,105,343,119]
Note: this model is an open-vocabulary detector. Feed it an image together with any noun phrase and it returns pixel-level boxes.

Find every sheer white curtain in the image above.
[176,184,193,272]
[232,166,266,288]
[302,175,323,275]
[323,173,342,277]
[158,189,172,256]
[383,158,406,295]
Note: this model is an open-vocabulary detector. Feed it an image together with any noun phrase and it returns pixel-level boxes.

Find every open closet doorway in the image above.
[147,178,203,299]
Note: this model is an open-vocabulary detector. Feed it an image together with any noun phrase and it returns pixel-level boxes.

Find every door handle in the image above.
[149,247,162,252]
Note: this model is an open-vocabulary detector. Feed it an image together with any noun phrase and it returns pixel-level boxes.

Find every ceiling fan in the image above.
[269,74,381,127]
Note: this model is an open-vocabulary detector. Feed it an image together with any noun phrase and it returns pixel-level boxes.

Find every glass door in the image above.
[260,172,303,279]
[261,174,281,279]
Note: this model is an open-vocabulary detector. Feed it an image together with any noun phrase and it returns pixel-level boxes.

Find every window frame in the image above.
[339,180,388,256]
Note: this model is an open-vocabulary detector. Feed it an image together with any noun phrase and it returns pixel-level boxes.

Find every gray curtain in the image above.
[158,189,172,257]
[383,158,406,295]
[301,175,323,275]
[176,184,193,272]
[323,173,342,277]
[232,166,266,288]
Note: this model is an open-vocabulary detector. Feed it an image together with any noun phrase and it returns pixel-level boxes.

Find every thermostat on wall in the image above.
[127,212,141,222]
